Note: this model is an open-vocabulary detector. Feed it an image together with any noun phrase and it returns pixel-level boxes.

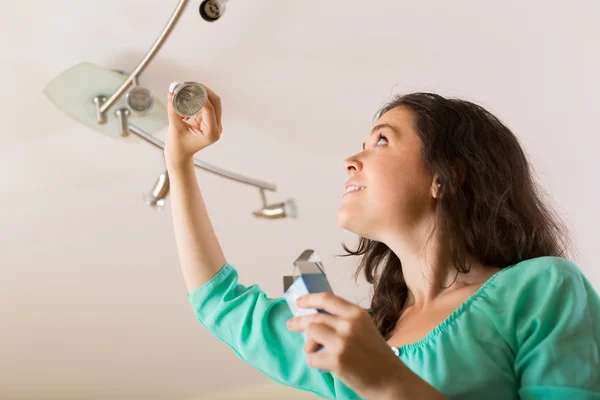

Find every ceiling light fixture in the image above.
[43,0,296,220]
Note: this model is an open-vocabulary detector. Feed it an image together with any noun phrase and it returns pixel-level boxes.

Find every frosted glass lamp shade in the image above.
[43,62,168,142]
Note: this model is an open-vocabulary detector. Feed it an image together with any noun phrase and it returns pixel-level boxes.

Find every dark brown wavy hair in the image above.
[342,93,570,340]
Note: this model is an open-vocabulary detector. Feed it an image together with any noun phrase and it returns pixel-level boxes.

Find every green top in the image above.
[187,256,600,399]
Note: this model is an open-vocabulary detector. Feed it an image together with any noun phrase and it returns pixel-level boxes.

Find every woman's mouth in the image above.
[342,185,366,197]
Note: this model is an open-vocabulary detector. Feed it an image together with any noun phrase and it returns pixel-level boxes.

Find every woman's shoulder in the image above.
[479,256,598,322]
[477,256,600,391]
[495,256,586,287]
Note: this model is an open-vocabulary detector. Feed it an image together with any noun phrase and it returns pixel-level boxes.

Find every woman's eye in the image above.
[376,134,388,146]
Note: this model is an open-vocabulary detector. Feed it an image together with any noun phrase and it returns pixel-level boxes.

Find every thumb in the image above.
[166,89,186,128]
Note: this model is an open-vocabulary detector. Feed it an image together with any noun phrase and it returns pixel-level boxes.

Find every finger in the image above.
[199,84,222,129]
[287,312,340,332]
[199,99,220,141]
[193,109,204,126]
[186,115,202,131]
[306,349,333,372]
[166,92,186,128]
[304,338,321,353]
[304,323,341,353]
[298,293,359,319]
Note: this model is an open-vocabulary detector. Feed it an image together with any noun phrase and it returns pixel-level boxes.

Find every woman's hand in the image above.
[164,82,223,170]
[286,292,406,399]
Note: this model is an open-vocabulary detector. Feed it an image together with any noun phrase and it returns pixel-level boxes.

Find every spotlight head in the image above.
[126,86,154,115]
[169,81,207,117]
[252,198,297,219]
[145,171,170,209]
[199,0,228,22]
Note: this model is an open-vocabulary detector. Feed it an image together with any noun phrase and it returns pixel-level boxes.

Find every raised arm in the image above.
[164,82,226,293]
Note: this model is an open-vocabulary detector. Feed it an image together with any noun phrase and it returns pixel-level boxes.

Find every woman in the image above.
[164,83,600,399]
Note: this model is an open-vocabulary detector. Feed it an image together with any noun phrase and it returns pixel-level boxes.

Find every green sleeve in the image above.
[508,258,600,399]
[187,262,362,400]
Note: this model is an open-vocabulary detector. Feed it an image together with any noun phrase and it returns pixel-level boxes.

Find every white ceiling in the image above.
[1,1,599,399]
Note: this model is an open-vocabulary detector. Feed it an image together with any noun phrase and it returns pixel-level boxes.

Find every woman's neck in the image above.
[384,223,491,308]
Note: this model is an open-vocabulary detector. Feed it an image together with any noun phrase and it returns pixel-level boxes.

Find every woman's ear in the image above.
[431,175,443,199]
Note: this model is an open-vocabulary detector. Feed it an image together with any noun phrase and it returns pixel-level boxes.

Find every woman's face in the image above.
[336,106,438,242]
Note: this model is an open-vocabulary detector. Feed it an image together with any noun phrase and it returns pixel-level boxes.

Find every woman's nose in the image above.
[344,156,362,174]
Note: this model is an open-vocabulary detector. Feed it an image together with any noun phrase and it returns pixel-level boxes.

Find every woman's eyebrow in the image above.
[362,123,399,150]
